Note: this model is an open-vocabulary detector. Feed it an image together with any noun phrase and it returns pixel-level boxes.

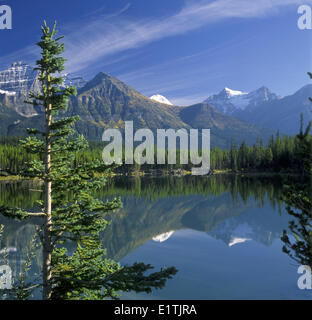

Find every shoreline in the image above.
[0,170,300,182]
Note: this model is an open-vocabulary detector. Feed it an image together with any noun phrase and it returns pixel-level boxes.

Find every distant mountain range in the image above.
[0,61,310,147]
[0,62,87,95]
[231,85,312,135]
[204,87,281,114]
[204,86,312,134]
[65,72,270,147]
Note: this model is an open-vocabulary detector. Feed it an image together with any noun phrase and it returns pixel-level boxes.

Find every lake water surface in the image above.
[0,175,310,299]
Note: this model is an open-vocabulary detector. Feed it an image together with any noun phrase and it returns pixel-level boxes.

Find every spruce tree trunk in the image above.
[43,74,53,300]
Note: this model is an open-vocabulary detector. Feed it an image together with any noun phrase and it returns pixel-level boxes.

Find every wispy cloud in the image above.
[0,46,39,70]
[0,0,309,73]
[83,2,131,20]
[63,0,310,73]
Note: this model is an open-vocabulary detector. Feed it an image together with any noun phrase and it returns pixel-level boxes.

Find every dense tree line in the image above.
[0,126,310,175]
[211,131,304,172]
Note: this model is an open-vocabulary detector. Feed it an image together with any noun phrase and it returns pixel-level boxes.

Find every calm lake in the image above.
[0,175,311,300]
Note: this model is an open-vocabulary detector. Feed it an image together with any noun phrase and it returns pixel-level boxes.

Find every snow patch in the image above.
[224,87,247,97]
[228,237,251,247]
[150,94,173,105]
[152,231,175,242]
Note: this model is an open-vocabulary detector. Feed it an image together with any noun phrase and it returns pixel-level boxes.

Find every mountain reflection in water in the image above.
[0,175,310,299]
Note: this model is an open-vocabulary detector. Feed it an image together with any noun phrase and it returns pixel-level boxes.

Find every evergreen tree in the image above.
[281,72,312,270]
[230,139,238,172]
[0,21,177,300]
[281,120,312,268]
[264,148,273,168]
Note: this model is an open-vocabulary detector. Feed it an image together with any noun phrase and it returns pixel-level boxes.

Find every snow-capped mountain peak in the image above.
[150,94,173,105]
[223,87,247,97]
[204,86,279,115]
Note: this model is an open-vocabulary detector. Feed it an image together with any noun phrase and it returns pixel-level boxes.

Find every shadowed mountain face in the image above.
[1,72,271,148]
[0,93,38,125]
[0,101,23,136]
[179,103,269,147]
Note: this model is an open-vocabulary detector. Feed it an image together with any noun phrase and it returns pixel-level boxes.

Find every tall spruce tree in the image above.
[0,21,177,300]
[281,74,312,270]
[281,120,312,268]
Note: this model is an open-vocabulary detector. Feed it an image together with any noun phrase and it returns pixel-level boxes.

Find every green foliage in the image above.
[281,72,312,268]
[210,131,306,173]
[281,117,312,268]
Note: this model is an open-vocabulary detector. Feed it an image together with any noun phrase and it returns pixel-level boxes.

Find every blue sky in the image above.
[1,0,312,105]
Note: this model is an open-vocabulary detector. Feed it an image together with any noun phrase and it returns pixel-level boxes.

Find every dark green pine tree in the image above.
[281,75,312,270]
[0,21,177,300]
